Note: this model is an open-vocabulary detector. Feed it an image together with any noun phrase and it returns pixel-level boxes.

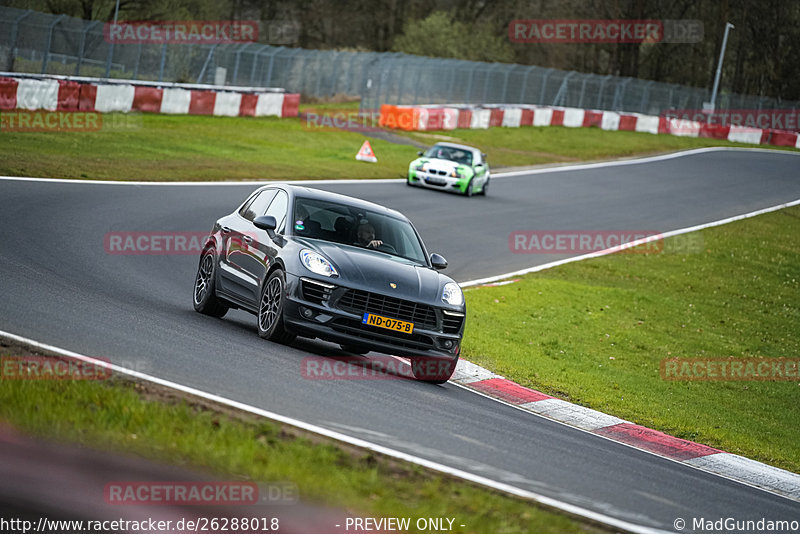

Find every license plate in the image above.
[362,313,414,334]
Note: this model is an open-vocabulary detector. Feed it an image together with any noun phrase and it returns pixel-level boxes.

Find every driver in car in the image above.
[355,222,383,249]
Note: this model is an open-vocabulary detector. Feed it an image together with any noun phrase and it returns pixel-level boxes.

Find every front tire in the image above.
[257,269,296,344]
[410,356,458,384]
[193,250,228,318]
[465,179,474,197]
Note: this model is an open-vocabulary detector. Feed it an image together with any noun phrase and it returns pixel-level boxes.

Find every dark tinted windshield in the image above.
[292,197,427,264]
[424,144,473,165]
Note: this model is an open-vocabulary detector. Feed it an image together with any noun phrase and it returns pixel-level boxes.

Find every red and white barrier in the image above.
[95,84,135,113]
[0,74,299,119]
[16,78,59,111]
[380,103,800,150]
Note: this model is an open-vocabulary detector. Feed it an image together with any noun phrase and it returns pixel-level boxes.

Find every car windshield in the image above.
[424,144,473,165]
[291,197,427,264]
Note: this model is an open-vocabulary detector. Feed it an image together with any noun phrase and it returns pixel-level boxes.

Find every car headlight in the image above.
[415,164,426,171]
[442,282,464,306]
[300,249,338,277]
[451,168,463,178]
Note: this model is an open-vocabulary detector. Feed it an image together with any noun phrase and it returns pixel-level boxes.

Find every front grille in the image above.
[301,278,334,305]
[442,312,465,334]
[337,289,438,330]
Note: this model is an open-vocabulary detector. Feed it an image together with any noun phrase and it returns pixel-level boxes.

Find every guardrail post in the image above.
[132,42,143,80]
[577,74,591,108]
[611,78,632,111]
[232,43,251,85]
[551,71,575,106]
[482,63,501,103]
[596,75,612,109]
[500,65,513,103]
[7,9,32,71]
[196,44,218,84]
[538,68,554,105]
[43,14,66,74]
[639,80,655,113]
[158,42,167,82]
[519,65,536,104]
[75,19,100,76]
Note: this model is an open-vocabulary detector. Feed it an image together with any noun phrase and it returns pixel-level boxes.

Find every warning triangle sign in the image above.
[355,140,377,163]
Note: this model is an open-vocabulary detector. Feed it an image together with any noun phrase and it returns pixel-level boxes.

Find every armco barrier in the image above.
[0,73,299,119]
[379,104,800,149]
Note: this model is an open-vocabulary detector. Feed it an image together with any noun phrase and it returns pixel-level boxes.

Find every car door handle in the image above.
[221,226,232,234]
[242,235,253,245]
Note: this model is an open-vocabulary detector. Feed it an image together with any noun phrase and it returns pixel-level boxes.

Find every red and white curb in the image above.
[0,73,299,118]
[451,348,800,502]
[379,103,800,150]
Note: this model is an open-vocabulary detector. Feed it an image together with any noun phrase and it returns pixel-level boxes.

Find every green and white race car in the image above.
[407,142,490,196]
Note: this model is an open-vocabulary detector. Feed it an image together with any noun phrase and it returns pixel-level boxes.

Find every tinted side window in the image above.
[240,189,277,221]
[264,191,289,232]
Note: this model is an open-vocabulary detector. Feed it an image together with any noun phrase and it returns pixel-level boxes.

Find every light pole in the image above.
[708,22,734,111]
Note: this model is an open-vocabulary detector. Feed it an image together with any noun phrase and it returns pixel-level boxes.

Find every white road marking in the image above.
[0,329,669,534]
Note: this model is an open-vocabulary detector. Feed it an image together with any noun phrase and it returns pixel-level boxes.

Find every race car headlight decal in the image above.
[451,168,463,178]
[300,249,338,277]
[415,164,426,171]
[442,282,464,306]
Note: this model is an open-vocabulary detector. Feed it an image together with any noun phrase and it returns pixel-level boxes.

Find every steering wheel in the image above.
[377,242,397,254]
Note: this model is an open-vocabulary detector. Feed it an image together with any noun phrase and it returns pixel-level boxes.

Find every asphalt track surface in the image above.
[1,149,800,532]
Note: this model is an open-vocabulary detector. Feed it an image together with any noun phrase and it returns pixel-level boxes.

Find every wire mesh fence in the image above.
[2,6,798,115]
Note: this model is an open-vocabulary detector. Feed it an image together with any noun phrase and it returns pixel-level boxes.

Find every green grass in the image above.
[400,125,799,167]
[0,341,601,534]
[1,103,795,181]
[462,207,800,473]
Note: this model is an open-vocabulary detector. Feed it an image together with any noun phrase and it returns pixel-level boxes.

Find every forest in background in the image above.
[3,0,798,101]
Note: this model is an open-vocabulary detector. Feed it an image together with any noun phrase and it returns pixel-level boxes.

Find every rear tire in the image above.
[193,249,228,318]
[257,270,296,344]
[478,176,489,196]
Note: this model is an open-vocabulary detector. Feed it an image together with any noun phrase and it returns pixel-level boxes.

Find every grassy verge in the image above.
[1,103,795,181]
[463,206,800,473]
[0,340,601,534]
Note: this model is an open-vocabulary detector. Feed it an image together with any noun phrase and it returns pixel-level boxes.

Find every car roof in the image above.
[429,142,480,153]
[255,184,407,220]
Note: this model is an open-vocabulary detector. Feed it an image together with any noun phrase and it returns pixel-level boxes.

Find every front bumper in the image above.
[283,274,464,360]
[408,170,468,193]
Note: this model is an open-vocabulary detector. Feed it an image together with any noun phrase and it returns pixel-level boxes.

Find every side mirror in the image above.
[253,215,277,231]
[481,152,487,159]
[430,253,448,270]
[417,151,423,156]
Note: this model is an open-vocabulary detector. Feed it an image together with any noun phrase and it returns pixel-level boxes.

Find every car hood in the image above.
[412,157,465,171]
[293,238,447,303]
